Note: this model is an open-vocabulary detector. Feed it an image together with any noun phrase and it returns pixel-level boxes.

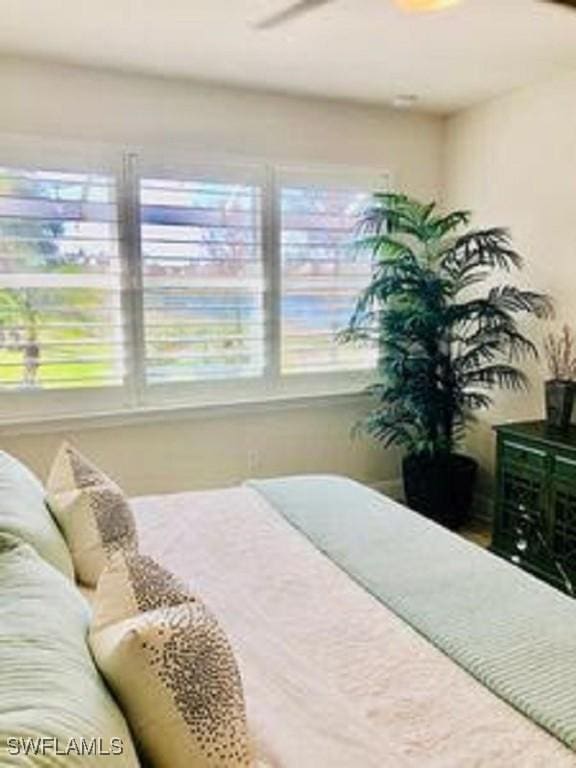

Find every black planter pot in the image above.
[402,452,478,530]
[545,379,574,431]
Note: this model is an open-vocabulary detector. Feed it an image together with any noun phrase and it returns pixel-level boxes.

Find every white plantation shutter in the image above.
[0,148,383,422]
[139,172,265,387]
[279,174,377,375]
[0,166,124,392]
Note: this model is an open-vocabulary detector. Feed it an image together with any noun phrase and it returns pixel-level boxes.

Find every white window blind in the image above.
[139,175,265,385]
[0,166,124,391]
[0,146,382,422]
[280,181,375,374]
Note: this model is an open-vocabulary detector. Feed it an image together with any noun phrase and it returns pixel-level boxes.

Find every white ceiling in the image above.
[1,0,576,113]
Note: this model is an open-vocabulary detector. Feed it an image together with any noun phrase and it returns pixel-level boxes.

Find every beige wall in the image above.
[0,57,443,195]
[444,70,576,504]
[0,56,441,492]
[1,399,400,495]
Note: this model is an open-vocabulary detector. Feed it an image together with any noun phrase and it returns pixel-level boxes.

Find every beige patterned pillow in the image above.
[90,551,252,768]
[46,442,137,586]
[92,550,198,632]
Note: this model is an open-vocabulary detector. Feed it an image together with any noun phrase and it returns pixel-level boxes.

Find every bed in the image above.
[126,474,576,767]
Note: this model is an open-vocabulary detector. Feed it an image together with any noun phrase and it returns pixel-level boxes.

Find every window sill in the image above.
[0,389,370,437]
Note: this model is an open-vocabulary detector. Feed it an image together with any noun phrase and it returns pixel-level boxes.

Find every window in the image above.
[0,166,124,392]
[0,145,383,421]
[140,176,265,385]
[280,183,374,374]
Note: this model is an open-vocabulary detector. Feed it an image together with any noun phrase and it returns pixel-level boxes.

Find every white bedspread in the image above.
[131,486,576,767]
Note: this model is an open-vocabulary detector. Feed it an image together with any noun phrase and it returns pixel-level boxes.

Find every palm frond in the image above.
[456,324,538,363]
[354,235,416,263]
[427,210,471,239]
[460,391,493,410]
[339,192,552,457]
[459,364,529,390]
[440,228,522,276]
[487,286,554,319]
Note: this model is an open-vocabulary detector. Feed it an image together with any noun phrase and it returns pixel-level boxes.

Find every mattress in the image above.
[130,483,576,767]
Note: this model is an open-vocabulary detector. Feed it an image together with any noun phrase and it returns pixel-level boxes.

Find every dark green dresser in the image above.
[492,420,576,595]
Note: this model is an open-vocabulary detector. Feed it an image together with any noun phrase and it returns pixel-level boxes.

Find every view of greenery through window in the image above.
[0,167,123,390]
[0,163,374,396]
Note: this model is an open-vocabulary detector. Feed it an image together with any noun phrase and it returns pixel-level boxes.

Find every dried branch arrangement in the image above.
[544,324,576,381]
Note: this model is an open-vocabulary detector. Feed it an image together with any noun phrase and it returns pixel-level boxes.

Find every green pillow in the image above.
[0,451,73,579]
[0,533,140,767]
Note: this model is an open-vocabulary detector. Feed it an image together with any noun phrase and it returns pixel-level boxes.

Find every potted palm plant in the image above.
[341,193,552,529]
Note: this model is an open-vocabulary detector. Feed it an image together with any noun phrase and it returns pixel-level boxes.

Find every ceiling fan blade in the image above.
[542,0,576,8]
[255,0,335,30]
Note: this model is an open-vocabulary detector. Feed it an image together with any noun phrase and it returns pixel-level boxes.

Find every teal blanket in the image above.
[249,475,576,750]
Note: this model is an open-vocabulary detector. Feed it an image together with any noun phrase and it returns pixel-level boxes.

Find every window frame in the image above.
[0,136,129,422]
[130,151,273,409]
[0,137,389,424]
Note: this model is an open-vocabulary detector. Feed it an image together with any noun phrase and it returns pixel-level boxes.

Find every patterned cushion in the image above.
[46,443,137,586]
[90,551,252,768]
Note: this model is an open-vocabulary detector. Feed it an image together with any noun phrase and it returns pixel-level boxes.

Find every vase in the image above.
[545,379,574,431]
